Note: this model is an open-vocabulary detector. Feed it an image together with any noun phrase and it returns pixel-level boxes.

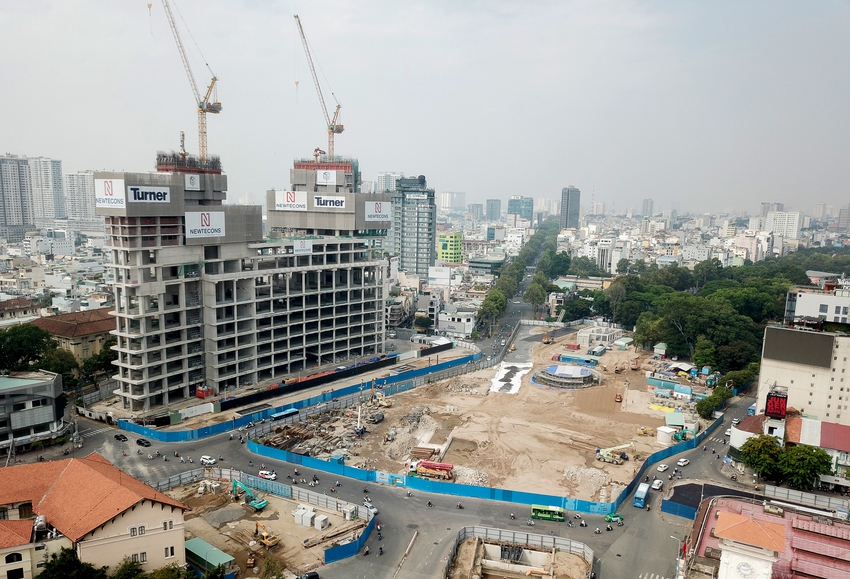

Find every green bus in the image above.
[530,505,565,521]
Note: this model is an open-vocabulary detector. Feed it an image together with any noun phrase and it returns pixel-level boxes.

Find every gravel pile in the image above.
[453,466,489,486]
[562,465,608,494]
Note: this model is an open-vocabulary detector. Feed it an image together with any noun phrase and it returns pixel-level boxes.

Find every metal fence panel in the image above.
[660,499,697,520]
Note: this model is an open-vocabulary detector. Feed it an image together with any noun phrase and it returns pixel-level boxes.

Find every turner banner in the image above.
[364,201,390,221]
[185,211,225,238]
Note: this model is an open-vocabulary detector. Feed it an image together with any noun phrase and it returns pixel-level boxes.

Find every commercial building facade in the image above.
[97,156,389,412]
[437,231,462,264]
[28,157,65,230]
[0,155,34,242]
[507,195,534,221]
[0,371,66,454]
[485,199,501,221]
[389,176,437,276]
[560,186,580,229]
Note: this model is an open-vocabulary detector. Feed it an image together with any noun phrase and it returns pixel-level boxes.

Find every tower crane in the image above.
[294,14,344,159]
[161,0,221,164]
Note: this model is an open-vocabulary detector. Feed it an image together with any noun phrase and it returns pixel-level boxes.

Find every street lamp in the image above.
[671,535,684,578]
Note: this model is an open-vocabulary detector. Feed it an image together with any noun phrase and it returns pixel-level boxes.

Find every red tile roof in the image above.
[30,307,115,338]
[785,415,803,444]
[0,298,38,313]
[715,511,786,552]
[0,452,185,542]
[820,421,850,453]
[0,520,34,549]
[736,414,767,434]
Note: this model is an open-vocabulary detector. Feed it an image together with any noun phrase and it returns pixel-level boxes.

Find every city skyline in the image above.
[1,2,848,214]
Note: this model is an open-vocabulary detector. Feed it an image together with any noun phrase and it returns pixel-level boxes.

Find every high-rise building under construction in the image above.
[97,152,390,412]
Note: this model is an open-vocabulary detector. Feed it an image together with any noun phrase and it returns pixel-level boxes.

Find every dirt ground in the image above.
[450,537,590,579]
[356,327,666,501]
[169,481,361,578]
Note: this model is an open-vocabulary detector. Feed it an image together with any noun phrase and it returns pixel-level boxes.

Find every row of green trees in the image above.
[0,324,117,392]
[39,548,287,579]
[695,385,734,419]
[740,435,833,490]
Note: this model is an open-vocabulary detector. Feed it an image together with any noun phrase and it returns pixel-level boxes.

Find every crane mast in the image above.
[294,14,344,159]
[161,0,221,164]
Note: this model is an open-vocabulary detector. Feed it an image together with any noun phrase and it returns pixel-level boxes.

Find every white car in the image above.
[200,455,216,466]
[732,418,740,426]
[656,464,669,472]
[363,502,378,515]
[676,458,690,467]
[258,470,277,480]
[725,428,732,437]
[514,300,521,304]
[651,479,663,491]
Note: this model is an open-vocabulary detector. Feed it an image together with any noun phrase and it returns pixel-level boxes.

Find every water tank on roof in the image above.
[35,515,47,531]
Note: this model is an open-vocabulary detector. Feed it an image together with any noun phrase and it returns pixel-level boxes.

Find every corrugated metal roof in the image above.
[800,417,822,447]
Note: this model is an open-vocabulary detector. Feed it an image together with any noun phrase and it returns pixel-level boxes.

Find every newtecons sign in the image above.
[94,178,126,209]
[365,201,390,221]
[185,211,225,238]
[274,191,307,211]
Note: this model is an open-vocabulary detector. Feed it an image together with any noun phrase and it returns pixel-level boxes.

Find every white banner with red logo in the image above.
[365,201,390,221]
[185,211,225,238]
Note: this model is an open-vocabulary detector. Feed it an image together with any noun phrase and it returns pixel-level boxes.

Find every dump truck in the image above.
[409,460,454,481]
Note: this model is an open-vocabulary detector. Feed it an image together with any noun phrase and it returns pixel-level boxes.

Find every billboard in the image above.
[316,169,337,186]
[185,211,225,238]
[765,393,788,419]
[313,195,346,209]
[94,178,126,209]
[184,174,201,191]
[365,201,390,221]
[293,239,313,255]
[274,191,307,211]
[127,185,170,203]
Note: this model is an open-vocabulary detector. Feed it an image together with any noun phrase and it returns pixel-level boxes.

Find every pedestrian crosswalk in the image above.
[639,573,672,579]
[704,436,728,445]
[80,427,113,439]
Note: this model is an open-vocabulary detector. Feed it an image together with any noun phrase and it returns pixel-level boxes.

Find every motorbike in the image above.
[646,505,651,511]
[526,519,535,526]
[456,503,464,510]
[594,528,602,534]
[730,474,737,481]
[580,520,587,527]
[606,525,613,532]
[573,514,581,519]
[407,491,412,498]
[379,546,383,556]
[510,514,516,520]
[363,547,370,556]
[147,454,153,460]
[617,520,623,527]
[567,520,574,528]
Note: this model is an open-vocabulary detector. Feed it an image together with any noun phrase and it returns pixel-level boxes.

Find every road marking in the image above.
[639,573,672,579]
[80,427,113,439]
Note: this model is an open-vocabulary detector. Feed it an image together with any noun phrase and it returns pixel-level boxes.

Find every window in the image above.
[5,553,23,563]
[165,546,175,558]
[163,522,168,531]
[138,525,145,535]
[140,552,147,563]
[7,569,24,579]
[0,508,7,520]
[132,554,138,563]
[130,527,137,537]
[821,304,829,313]
[837,306,842,315]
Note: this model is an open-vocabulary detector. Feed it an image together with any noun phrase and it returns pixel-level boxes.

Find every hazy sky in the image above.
[3,1,849,215]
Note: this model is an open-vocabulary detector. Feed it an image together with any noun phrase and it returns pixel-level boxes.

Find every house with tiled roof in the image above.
[30,307,115,363]
[0,453,186,577]
[0,298,40,328]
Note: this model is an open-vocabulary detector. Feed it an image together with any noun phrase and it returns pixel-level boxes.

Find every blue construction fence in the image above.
[660,499,697,520]
[119,354,480,442]
[325,516,375,564]
[611,415,723,511]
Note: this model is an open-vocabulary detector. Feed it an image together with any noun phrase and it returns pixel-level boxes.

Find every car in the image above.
[732,418,740,426]
[501,340,506,346]
[514,300,521,304]
[298,572,320,579]
[725,428,732,437]
[136,438,151,447]
[363,502,378,515]
[614,393,622,403]
[656,464,669,472]
[676,458,690,467]
[200,455,216,466]
[114,434,128,442]
[258,470,277,480]
[651,479,663,491]
[486,356,492,361]
[604,513,623,523]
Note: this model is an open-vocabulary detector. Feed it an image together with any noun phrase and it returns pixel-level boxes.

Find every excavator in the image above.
[232,480,268,511]
[371,390,392,408]
[595,443,634,465]
[254,522,279,549]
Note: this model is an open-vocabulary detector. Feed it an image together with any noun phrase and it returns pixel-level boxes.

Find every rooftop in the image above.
[30,307,115,338]
[0,372,54,392]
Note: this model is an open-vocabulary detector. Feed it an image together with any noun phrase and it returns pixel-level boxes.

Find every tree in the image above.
[81,338,118,389]
[261,557,285,579]
[111,558,146,579]
[38,547,108,579]
[616,258,630,274]
[413,316,433,330]
[693,258,724,289]
[779,444,832,490]
[205,565,226,579]
[740,435,784,481]
[715,340,759,373]
[695,397,718,419]
[523,283,547,317]
[39,348,80,391]
[147,564,196,579]
[0,324,55,371]
[692,337,716,369]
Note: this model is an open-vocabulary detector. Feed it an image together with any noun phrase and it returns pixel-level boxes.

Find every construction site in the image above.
[168,478,366,577]
[253,323,706,502]
[449,536,590,579]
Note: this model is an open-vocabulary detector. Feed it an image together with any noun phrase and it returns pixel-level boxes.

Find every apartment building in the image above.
[389,176,437,276]
[785,281,850,324]
[0,371,66,454]
[0,453,186,576]
[96,154,390,412]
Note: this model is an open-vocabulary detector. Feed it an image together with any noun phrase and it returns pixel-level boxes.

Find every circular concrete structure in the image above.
[534,364,599,389]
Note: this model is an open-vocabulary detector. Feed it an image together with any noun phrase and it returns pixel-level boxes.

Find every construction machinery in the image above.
[637,426,655,436]
[254,522,280,549]
[674,428,696,441]
[294,15,344,159]
[231,480,268,511]
[542,333,554,344]
[161,0,222,164]
[371,391,392,408]
[409,460,454,481]
[631,359,640,371]
[595,443,634,465]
